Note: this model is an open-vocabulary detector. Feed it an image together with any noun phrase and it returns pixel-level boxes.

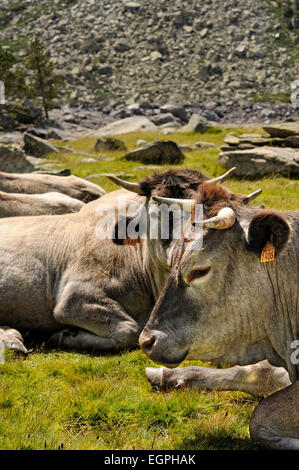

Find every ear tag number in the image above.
[261,241,275,262]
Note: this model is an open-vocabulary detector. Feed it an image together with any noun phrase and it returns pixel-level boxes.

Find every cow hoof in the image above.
[47,328,78,348]
[145,367,164,388]
[0,327,28,355]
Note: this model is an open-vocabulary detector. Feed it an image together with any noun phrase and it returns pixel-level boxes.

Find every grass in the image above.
[1,126,298,450]
[0,350,258,450]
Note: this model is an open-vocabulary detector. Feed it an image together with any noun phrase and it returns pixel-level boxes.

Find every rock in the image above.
[285,135,299,148]
[92,116,158,136]
[150,51,163,61]
[26,128,62,140]
[136,139,147,146]
[263,122,299,138]
[224,135,240,145]
[180,114,211,133]
[195,141,217,149]
[114,39,131,52]
[94,137,127,151]
[159,104,188,123]
[24,133,59,157]
[178,144,196,152]
[81,157,98,163]
[0,144,34,173]
[123,140,185,165]
[151,113,176,126]
[219,147,299,178]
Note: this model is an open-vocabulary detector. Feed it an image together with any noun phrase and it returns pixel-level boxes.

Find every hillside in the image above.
[0,0,298,109]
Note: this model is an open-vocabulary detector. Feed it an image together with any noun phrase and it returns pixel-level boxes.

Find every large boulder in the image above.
[123,140,185,165]
[263,122,299,138]
[0,144,34,173]
[92,116,158,136]
[180,114,211,133]
[219,146,299,178]
[24,133,58,157]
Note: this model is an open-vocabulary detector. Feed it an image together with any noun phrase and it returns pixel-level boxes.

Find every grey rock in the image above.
[24,133,58,157]
[219,146,299,178]
[94,137,127,151]
[123,140,185,165]
[263,122,299,138]
[0,144,34,173]
[151,113,176,126]
[180,114,211,133]
[92,116,158,136]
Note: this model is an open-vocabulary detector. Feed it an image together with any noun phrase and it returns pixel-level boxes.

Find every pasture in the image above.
[0,126,298,450]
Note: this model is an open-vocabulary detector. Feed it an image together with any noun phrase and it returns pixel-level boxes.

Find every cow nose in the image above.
[139,330,156,357]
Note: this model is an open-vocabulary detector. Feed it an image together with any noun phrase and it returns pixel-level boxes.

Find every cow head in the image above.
[139,181,292,371]
[106,167,260,269]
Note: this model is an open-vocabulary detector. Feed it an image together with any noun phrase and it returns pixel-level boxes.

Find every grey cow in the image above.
[0,171,105,202]
[139,181,299,449]
[0,169,288,401]
[0,191,84,217]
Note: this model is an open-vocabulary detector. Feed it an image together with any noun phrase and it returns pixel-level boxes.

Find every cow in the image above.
[0,169,228,356]
[0,171,105,202]
[0,169,289,401]
[139,181,299,449]
[0,191,84,217]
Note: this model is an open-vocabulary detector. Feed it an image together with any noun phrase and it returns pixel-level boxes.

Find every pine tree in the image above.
[26,38,62,119]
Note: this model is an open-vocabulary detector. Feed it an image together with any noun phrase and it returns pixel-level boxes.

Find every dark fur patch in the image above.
[139,169,209,198]
[195,181,245,217]
[247,211,290,254]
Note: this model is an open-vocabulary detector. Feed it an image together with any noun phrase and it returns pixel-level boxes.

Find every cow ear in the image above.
[247,211,290,255]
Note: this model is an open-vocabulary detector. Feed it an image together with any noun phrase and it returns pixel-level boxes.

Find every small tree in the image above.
[26,38,62,119]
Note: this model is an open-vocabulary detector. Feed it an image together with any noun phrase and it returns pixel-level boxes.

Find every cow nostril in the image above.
[139,333,156,355]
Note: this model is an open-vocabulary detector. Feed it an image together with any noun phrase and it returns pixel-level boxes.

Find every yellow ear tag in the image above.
[261,240,275,262]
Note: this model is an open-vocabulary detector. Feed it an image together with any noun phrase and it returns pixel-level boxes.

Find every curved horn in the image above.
[196,207,236,230]
[105,174,145,195]
[206,167,237,184]
[244,189,262,203]
[152,195,195,211]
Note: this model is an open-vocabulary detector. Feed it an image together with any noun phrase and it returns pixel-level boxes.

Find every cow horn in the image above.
[152,195,195,210]
[206,167,237,184]
[105,174,145,195]
[200,207,236,230]
[244,189,263,203]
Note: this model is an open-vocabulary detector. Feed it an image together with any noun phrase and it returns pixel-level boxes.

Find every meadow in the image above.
[0,126,298,450]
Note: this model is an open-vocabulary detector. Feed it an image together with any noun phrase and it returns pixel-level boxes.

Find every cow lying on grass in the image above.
[139,181,299,449]
[0,168,288,399]
[0,191,84,217]
[0,171,105,202]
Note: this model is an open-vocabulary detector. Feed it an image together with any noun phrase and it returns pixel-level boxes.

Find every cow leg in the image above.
[0,326,28,355]
[50,290,141,352]
[145,360,290,397]
[249,381,299,449]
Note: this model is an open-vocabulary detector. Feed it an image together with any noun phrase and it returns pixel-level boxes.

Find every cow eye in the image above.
[187,267,211,284]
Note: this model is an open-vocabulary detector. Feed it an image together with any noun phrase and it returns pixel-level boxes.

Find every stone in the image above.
[23,133,59,157]
[123,140,185,165]
[114,39,131,52]
[151,113,176,126]
[263,122,299,138]
[0,144,34,173]
[180,114,211,133]
[94,137,127,151]
[195,141,217,149]
[159,104,188,123]
[92,116,158,136]
[219,147,299,178]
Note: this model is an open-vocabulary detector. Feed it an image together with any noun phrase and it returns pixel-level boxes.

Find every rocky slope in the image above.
[0,0,298,111]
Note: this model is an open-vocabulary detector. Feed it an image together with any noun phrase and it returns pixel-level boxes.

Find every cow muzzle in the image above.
[139,328,188,368]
